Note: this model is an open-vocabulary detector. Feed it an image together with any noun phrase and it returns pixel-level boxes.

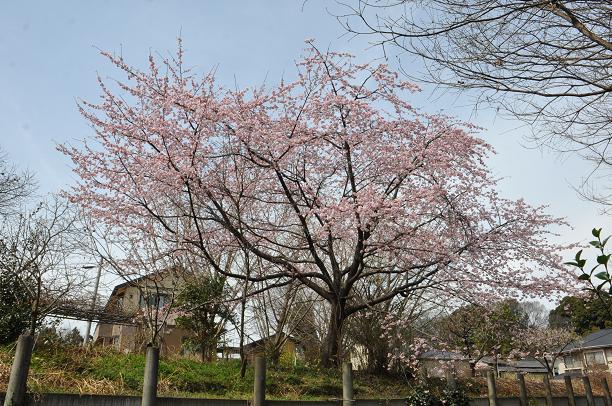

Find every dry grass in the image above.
[460,374,612,398]
[2,344,611,400]
[0,344,414,400]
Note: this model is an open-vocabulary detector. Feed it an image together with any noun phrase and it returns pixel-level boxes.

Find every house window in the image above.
[116,294,124,309]
[564,355,578,369]
[139,293,169,309]
[585,350,606,366]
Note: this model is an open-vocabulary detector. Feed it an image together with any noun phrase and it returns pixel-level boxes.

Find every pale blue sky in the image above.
[0,1,609,279]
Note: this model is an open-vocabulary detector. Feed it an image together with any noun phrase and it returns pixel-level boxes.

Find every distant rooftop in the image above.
[419,350,466,360]
[479,356,548,373]
[564,329,612,352]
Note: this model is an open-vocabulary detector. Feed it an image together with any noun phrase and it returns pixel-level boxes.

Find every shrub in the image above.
[406,385,440,406]
[441,386,470,406]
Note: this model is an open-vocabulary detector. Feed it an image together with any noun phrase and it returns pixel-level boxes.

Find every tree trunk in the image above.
[200,343,208,363]
[469,361,476,377]
[320,302,344,367]
[269,347,281,366]
[544,358,554,377]
[239,353,247,378]
[493,353,499,377]
[207,342,216,362]
[199,341,216,363]
[369,345,388,374]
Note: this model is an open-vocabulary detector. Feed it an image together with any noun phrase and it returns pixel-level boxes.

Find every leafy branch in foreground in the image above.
[566,228,611,296]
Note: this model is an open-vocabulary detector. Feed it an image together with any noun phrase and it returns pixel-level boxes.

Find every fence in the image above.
[0,394,609,406]
[2,357,612,406]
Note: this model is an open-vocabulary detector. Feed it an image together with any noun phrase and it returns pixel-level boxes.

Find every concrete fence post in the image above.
[142,345,159,406]
[4,333,34,406]
[343,362,354,406]
[564,376,576,406]
[253,356,266,406]
[516,373,528,406]
[602,377,612,406]
[486,369,498,406]
[543,375,554,406]
[582,376,595,406]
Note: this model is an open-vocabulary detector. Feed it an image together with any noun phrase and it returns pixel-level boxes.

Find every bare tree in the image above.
[519,300,549,328]
[0,150,35,217]
[0,197,86,334]
[0,197,88,406]
[89,226,183,351]
[340,0,611,203]
[252,280,319,365]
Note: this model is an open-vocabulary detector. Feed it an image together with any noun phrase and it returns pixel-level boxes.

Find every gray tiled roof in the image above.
[479,356,548,372]
[419,350,467,360]
[419,351,547,372]
[564,329,612,352]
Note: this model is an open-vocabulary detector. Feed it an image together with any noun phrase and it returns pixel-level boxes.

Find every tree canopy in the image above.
[549,293,612,335]
[436,299,526,375]
[61,43,575,365]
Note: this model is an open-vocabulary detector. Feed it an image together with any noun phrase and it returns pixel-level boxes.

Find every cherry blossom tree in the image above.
[439,300,527,376]
[512,327,577,376]
[60,41,575,366]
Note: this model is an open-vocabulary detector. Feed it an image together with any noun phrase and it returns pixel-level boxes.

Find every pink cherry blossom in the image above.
[59,40,579,365]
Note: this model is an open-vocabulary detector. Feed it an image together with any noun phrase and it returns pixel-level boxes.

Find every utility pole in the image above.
[83,258,103,346]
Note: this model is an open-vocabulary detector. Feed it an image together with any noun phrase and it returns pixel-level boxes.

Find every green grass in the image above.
[10,344,602,400]
[0,344,413,400]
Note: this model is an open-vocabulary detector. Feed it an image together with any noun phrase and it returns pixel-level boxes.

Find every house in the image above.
[349,344,369,371]
[418,351,548,379]
[419,350,473,378]
[218,334,306,365]
[93,270,192,356]
[480,357,548,379]
[245,333,306,365]
[556,329,612,375]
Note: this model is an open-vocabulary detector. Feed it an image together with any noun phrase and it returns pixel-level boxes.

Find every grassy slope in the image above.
[2,344,609,400]
[0,344,413,400]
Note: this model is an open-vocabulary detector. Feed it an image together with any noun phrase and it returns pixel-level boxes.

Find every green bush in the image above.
[440,386,470,406]
[406,385,440,406]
